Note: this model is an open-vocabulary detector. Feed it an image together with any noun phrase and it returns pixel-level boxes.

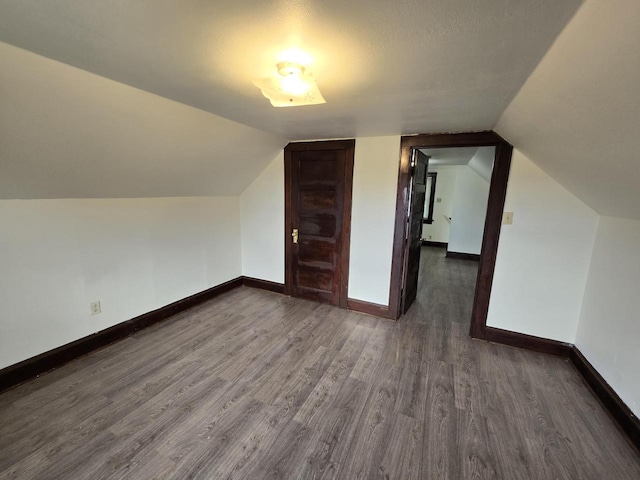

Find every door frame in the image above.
[388,131,513,339]
[284,139,355,309]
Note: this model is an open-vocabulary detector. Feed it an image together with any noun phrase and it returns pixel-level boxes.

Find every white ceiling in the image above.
[7,0,636,218]
[0,42,286,198]
[0,0,582,140]
[420,147,478,167]
[422,146,494,182]
[496,0,640,220]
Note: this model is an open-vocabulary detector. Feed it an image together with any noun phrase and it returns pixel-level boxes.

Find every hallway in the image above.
[408,245,479,330]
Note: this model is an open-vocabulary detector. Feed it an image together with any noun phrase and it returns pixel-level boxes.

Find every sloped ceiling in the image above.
[0,0,582,140]
[0,42,286,198]
[496,0,640,220]
[420,148,477,167]
[422,147,494,182]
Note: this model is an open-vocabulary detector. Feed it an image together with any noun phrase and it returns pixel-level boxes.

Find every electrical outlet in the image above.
[503,211,514,225]
[90,301,101,315]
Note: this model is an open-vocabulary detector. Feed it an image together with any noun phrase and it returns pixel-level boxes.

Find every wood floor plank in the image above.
[301,376,372,480]
[378,413,423,480]
[335,364,398,479]
[394,323,428,420]
[293,324,373,430]
[456,408,502,479]
[421,359,459,479]
[1,247,638,479]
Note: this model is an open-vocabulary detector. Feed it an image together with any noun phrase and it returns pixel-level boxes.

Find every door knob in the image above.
[292,228,299,244]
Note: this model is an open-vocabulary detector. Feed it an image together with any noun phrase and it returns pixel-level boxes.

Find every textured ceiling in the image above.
[496,0,640,220]
[0,0,582,140]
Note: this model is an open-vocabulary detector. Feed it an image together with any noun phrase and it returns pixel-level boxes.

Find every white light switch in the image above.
[436,198,442,203]
[503,212,514,225]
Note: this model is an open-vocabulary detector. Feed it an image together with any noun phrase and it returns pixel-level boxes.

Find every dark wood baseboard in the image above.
[484,327,638,451]
[348,298,394,320]
[241,276,285,294]
[446,251,481,261]
[570,347,640,451]
[484,326,573,357]
[0,277,243,393]
[421,240,448,248]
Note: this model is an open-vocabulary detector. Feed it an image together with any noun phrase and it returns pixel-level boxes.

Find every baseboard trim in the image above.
[241,276,285,294]
[421,240,448,248]
[446,251,481,261]
[3,284,637,452]
[0,276,243,393]
[347,298,394,320]
[484,326,573,357]
[484,326,638,451]
[570,347,640,451]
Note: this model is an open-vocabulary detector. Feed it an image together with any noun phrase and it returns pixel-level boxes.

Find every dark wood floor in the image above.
[1,247,639,479]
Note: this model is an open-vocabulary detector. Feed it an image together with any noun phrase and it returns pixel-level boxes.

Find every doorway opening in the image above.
[388,132,513,339]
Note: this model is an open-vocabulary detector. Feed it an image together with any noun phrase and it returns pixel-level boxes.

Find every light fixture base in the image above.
[277,62,305,77]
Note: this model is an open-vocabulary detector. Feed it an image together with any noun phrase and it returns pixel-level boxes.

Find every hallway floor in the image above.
[0,247,638,479]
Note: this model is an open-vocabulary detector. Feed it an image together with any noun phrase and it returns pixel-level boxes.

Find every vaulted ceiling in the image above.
[0,0,581,139]
[496,0,640,220]
[2,0,639,220]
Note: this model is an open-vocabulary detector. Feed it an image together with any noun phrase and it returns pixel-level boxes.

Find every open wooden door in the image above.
[401,150,429,314]
[284,140,355,308]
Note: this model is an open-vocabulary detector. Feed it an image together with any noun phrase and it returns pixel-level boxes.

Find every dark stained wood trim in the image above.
[242,276,285,294]
[339,141,356,309]
[570,347,640,451]
[388,138,413,319]
[347,298,394,320]
[283,139,355,309]
[421,240,448,248]
[484,326,573,357]
[0,277,243,393]
[399,131,508,150]
[388,131,513,330]
[446,251,481,261]
[423,171,437,224]
[484,328,639,450]
[283,140,356,152]
[469,138,513,339]
[284,146,293,297]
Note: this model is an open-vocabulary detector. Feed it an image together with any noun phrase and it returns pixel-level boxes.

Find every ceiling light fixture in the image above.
[253,61,325,107]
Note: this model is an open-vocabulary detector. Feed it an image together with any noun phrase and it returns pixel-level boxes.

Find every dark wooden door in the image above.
[285,140,355,308]
[402,150,429,314]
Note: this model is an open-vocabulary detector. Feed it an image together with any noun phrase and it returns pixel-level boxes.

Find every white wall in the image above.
[0,197,242,369]
[487,149,598,342]
[422,166,458,243]
[348,136,401,305]
[237,141,602,348]
[575,216,640,416]
[240,153,285,283]
[448,166,490,255]
[238,136,400,306]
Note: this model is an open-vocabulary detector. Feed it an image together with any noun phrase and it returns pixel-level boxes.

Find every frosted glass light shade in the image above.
[253,62,325,107]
